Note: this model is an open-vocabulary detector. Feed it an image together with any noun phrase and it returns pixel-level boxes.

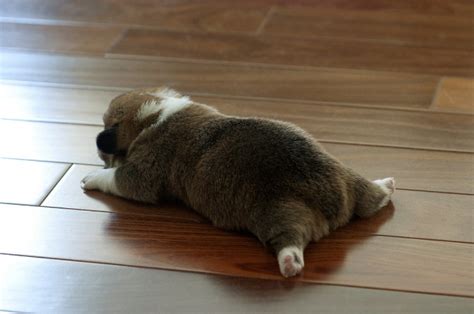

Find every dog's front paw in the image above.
[81,169,105,191]
[81,169,116,193]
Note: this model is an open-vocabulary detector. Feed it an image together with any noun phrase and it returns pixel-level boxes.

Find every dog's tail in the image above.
[353,176,395,218]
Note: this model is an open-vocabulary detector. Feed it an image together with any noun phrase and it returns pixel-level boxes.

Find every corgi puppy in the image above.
[81,87,395,277]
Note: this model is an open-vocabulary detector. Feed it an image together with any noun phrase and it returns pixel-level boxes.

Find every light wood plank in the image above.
[432,78,474,113]
[345,190,474,243]
[0,51,439,108]
[0,22,122,55]
[1,255,472,314]
[109,28,474,76]
[0,83,119,124]
[42,164,207,222]
[201,95,474,152]
[0,119,472,194]
[2,83,473,152]
[264,1,473,50]
[43,165,474,243]
[0,0,269,33]
[0,119,102,165]
[0,158,69,205]
[0,204,471,296]
[325,143,474,195]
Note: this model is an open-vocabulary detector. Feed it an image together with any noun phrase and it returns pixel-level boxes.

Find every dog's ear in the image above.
[96,126,118,154]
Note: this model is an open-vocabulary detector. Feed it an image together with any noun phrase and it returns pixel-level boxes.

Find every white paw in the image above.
[373,177,396,208]
[81,168,118,194]
[277,246,304,278]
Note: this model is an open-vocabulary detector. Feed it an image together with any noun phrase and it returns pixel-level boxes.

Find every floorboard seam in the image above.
[1,118,472,154]
[4,78,474,116]
[38,163,73,206]
[0,252,471,298]
[1,202,471,244]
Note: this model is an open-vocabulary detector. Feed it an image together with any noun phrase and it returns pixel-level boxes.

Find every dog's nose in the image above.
[96,127,117,154]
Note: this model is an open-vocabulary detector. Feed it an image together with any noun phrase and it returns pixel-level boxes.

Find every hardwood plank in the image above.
[1,255,472,314]
[0,158,69,205]
[0,51,439,108]
[325,143,474,195]
[2,83,473,152]
[43,165,474,243]
[199,96,474,152]
[42,164,208,222]
[0,119,102,165]
[0,83,119,125]
[0,0,269,33]
[0,204,471,296]
[263,1,473,50]
[109,28,474,76]
[0,22,122,55]
[270,0,474,16]
[1,119,472,194]
[432,78,474,113]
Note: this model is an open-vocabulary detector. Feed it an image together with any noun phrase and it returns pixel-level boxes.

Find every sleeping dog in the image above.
[81,87,395,277]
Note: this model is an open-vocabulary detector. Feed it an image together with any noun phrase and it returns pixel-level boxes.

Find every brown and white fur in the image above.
[81,87,395,278]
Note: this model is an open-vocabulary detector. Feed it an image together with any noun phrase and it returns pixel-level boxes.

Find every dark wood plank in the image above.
[2,83,473,152]
[0,158,69,205]
[0,0,269,33]
[43,165,474,243]
[0,51,439,108]
[0,204,471,296]
[109,28,474,76]
[1,119,472,194]
[2,255,472,314]
[432,78,474,113]
[264,1,474,50]
[0,22,123,55]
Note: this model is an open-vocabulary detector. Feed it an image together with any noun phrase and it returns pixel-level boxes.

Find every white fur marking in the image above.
[373,177,396,208]
[277,246,304,278]
[136,88,192,124]
[156,96,191,124]
[81,168,122,196]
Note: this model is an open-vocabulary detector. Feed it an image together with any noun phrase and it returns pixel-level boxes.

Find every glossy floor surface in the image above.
[0,1,473,313]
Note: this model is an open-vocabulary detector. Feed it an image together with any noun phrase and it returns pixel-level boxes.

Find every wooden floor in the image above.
[1,1,473,313]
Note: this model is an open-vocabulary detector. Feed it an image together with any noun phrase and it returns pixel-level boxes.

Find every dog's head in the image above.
[97,87,191,167]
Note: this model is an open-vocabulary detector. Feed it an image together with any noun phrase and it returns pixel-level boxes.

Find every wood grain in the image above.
[2,83,473,152]
[1,119,472,194]
[0,22,122,55]
[432,78,474,113]
[0,204,471,296]
[0,51,439,108]
[0,119,102,164]
[1,1,473,309]
[0,158,69,205]
[43,165,474,243]
[0,0,269,33]
[264,1,474,50]
[0,83,119,124]
[42,164,208,223]
[325,143,474,195]
[198,95,474,152]
[1,255,472,314]
[109,28,474,76]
